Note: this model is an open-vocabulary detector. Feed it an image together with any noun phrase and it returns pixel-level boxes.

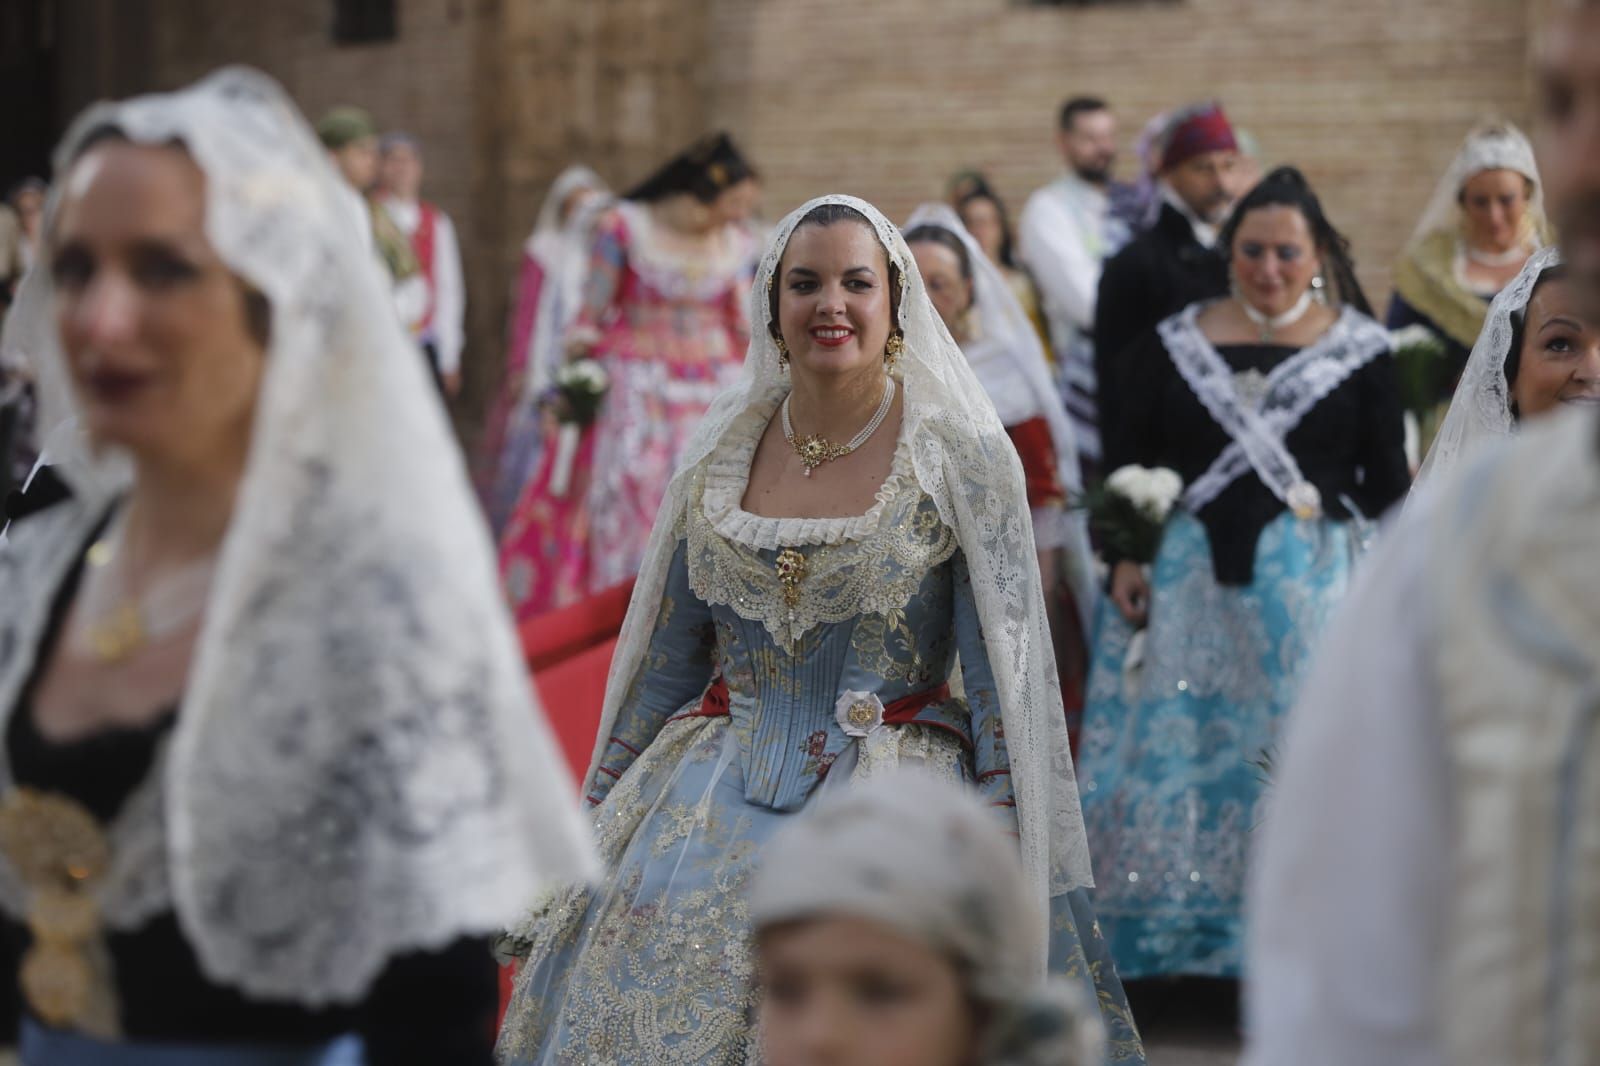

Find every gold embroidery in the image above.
[687,472,958,651]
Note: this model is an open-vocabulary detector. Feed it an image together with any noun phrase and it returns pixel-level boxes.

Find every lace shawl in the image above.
[1158,304,1393,513]
[583,197,1095,958]
[0,68,596,1006]
[1416,246,1563,491]
[901,203,1096,612]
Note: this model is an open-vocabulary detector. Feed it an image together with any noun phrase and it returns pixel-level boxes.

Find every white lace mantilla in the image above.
[1159,304,1391,513]
[0,69,596,1008]
[688,394,958,650]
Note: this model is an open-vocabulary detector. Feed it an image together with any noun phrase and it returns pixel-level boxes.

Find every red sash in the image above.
[411,201,439,333]
[1005,416,1066,509]
[681,676,952,724]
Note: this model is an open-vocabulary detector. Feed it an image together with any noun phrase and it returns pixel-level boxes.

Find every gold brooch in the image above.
[846,700,877,730]
[0,788,112,1030]
[775,549,807,609]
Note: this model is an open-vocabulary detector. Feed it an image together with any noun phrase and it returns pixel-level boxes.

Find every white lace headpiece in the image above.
[1407,120,1548,249]
[902,202,1095,619]
[585,194,1096,929]
[0,67,596,1005]
[1416,245,1565,489]
[522,165,610,400]
[523,164,607,266]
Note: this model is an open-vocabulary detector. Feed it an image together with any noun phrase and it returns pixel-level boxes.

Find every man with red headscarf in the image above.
[1093,101,1242,435]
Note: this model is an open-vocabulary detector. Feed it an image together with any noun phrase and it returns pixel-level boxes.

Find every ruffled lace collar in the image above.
[699,386,918,550]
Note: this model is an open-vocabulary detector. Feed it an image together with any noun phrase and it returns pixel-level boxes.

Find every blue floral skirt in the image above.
[1077,510,1355,979]
[496,716,1145,1063]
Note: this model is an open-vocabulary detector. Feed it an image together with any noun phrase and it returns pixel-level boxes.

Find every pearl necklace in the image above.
[1464,242,1529,268]
[1240,290,1314,343]
[782,378,897,476]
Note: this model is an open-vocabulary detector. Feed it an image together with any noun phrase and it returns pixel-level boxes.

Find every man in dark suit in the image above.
[1094,102,1242,437]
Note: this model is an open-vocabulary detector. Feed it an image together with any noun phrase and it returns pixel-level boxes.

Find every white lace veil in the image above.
[585,194,1095,926]
[0,68,596,1004]
[523,165,609,398]
[902,202,1095,624]
[1416,245,1564,488]
[1406,121,1549,250]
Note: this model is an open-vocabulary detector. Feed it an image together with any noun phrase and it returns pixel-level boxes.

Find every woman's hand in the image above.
[1110,560,1151,627]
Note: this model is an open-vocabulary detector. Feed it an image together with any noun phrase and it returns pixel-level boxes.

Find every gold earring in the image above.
[884,331,905,373]
[775,334,789,368]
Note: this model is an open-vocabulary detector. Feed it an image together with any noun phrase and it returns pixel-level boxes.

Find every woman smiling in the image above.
[496,195,1144,1065]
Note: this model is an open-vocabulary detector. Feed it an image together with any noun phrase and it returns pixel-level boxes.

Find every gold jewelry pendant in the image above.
[775,549,807,609]
[86,603,147,665]
[0,788,112,1030]
[20,940,93,1027]
[793,435,849,477]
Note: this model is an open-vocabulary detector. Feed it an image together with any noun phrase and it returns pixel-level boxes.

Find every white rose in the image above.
[1145,468,1183,518]
[1106,465,1149,500]
[1388,324,1437,350]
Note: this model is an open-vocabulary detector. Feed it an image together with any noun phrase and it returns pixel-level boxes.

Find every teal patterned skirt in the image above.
[1077,510,1355,979]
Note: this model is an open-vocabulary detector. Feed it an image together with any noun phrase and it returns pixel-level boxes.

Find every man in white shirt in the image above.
[376,133,466,397]
[1018,96,1131,475]
[1244,7,1600,1062]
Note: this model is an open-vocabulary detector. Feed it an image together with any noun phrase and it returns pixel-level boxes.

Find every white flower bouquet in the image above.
[545,358,610,498]
[1078,465,1183,564]
[1388,324,1449,416]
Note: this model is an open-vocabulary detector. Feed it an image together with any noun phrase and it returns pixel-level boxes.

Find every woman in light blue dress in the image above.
[1077,168,1410,979]
[496,195,1144,1065]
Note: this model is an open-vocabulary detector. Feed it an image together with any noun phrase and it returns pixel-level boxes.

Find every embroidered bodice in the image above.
[585,401,1015,822]
[574,204,753,375]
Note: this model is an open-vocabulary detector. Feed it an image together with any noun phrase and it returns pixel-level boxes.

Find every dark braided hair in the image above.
[1219,165,1373,317]
[626,132,756,206]
[767,203,904,347]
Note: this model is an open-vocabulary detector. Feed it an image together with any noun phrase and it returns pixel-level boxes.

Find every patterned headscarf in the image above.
[751,772,1105,1066]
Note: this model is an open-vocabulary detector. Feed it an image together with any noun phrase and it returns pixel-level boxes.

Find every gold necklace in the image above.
[781,378,896,477]
[78,515,216,665]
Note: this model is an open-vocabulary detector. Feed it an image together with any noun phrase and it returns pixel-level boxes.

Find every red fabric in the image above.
[685,676,952,724]
[497,962,516,1033]
[533,637,618,780]
[1159,104,1238,172]
[411,201,439,332]
[497,584,633,1039]
[1005,417,1066,509]
[519,579,635,672]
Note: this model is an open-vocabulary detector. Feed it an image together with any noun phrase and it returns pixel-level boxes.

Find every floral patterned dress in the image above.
[498,202,755,620]
[495,399,1144,1065]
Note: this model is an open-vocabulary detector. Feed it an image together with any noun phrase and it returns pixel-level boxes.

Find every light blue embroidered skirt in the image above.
[497,717,1145,1064]
[1077,510,1355,979]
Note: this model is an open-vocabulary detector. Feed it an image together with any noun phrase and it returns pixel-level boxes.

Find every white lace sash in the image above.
[1159,304,1390,513]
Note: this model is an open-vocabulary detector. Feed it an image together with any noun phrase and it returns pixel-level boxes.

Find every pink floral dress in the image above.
[498,202,754,621]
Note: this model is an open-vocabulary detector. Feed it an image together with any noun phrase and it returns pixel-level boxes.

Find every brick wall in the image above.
[50,0,1543,439]
[704,0,1537,312]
